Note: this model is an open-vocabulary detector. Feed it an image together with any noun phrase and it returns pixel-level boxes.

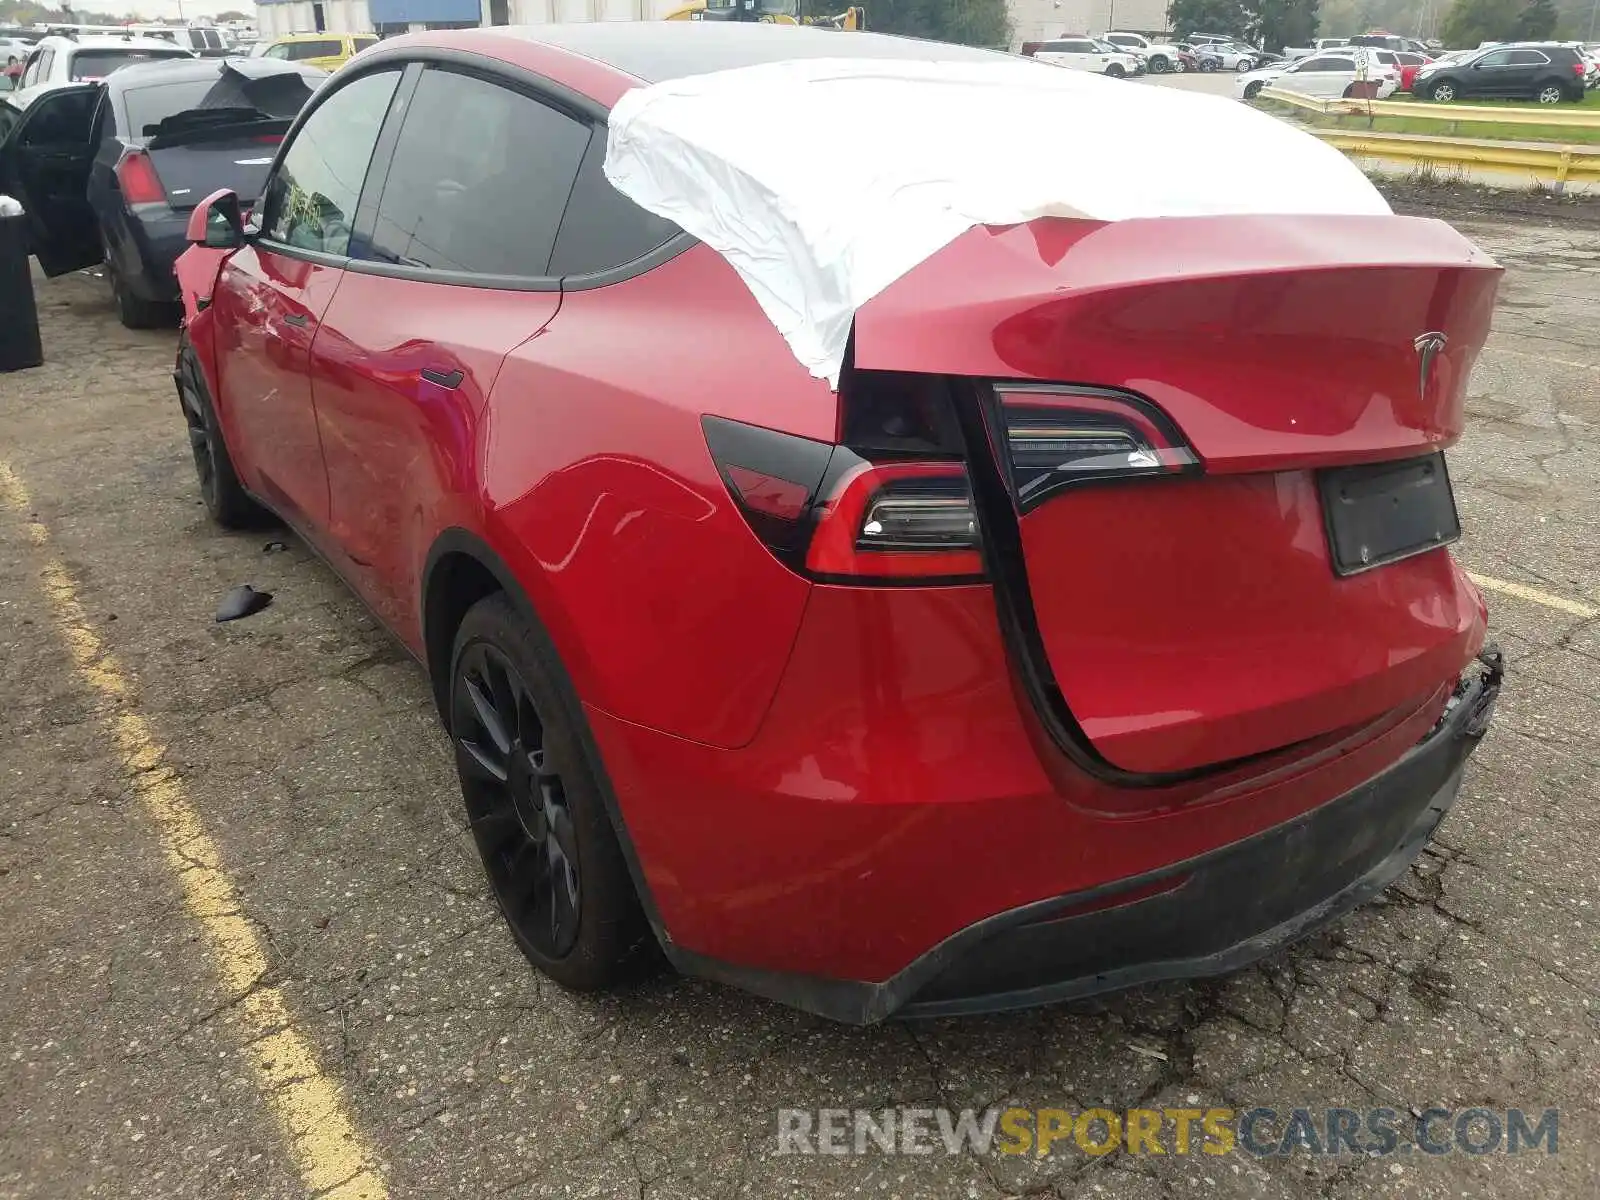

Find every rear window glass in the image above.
[123,78,217,136]
[290,39,341,59]
[1508,50,1551,65]
[354,36,378,50]
[70,49,189,81]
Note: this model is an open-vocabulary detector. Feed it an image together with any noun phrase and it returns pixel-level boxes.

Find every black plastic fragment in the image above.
[216,584,273,623]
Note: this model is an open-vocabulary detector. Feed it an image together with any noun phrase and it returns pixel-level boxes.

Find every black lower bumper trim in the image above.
[666,648,1503,1025]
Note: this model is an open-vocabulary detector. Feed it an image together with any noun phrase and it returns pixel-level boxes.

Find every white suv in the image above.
[13,34,193,100]
[1033,37,1144,78]
[1104,31,1187,73]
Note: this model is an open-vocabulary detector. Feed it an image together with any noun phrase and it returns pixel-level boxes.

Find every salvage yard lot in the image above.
[3,205,1600,1199]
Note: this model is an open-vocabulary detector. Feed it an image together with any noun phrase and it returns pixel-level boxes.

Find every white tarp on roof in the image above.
[603,55,1390,387]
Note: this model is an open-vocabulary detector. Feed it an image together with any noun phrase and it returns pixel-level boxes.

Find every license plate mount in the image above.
[1319,452,1461,577]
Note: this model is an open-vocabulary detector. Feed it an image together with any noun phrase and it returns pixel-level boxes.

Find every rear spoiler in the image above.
[146,114,291,150]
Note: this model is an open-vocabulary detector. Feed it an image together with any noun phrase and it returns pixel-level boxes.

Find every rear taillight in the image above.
[704,378,1198,583]
[703,371,984,584]
[994,384,1199,511]
[116,150,164,205]
[804,457,982,581]
[1575,62,1587,76]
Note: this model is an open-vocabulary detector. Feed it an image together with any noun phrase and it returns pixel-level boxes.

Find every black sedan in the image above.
[0,56,324,327]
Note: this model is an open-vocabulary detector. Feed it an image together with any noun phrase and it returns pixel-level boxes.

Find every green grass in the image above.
[1258,92,1600,146]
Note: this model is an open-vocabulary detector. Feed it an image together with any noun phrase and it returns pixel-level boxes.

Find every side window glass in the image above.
[1476,51,1511,67]
[1509,50,1548,66]
[89,90,113,151]
[549,138,679,277]
[365,68,589,277]
[265,43,290,59]
[37,47,54,79]
[260,69,398,256]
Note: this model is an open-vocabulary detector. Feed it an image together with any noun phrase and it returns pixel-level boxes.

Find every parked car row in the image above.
[0,54,326,325]
[1240,39,1593,105]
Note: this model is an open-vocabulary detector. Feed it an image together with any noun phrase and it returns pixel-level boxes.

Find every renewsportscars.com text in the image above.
[775,1106,1559,1158]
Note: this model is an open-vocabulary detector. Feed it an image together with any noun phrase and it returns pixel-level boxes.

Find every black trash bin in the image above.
[0,195,43,372]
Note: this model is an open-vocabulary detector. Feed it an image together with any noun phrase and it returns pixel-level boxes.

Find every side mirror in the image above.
[186,187,245,248]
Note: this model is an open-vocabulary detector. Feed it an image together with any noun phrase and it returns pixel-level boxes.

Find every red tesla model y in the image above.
[174,24,1503,1022]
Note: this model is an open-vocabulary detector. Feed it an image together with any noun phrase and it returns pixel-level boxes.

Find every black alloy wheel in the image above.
[174,336,263,528]
[453,639,583,960]
[447,593,650,990]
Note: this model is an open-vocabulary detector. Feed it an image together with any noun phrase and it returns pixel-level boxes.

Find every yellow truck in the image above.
[663,0,865,30]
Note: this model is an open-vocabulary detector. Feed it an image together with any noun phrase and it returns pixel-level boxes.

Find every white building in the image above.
[1005,0,1172,50]
[479,0,679,20]
[256,1,375,39]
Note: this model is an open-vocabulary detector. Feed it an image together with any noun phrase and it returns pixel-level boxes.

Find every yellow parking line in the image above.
[0,462,387,1200]
[1468,571,1598,620]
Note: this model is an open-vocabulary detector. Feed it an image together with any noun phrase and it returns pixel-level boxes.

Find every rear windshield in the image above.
[123,77,218,136]
[70,48,189,81]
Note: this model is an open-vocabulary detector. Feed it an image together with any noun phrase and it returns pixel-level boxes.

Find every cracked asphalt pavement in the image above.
[3,206,1599,1199]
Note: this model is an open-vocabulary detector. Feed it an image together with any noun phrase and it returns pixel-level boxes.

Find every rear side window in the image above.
[70,49,188,81]
[549,138,679,277]
[1508,50,1552,65]
[354,36,378,51]
[1298,57,1349,71]
[291,40,342,60]
[261,68,399,255]
[201,29,224,50]
[365,68,589,278]
[123,78,218,136]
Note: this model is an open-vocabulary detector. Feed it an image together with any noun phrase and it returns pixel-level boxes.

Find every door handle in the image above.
[420,368,464,389]
[282,313,309,328]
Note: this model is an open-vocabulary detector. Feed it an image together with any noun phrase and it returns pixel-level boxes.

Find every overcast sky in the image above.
[59,0,252,20]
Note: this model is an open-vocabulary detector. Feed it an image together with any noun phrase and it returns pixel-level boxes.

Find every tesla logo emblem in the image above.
[1414,332,1448,394]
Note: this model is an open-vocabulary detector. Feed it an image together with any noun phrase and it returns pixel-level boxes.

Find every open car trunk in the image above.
[855,213,1501,776]
[145,115,291,210]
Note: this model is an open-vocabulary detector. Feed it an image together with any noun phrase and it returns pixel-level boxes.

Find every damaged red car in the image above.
[174,24,1503,1023]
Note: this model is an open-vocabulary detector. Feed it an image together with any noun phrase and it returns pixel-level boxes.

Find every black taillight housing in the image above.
[703,377,1199,584]
[993,384,1200,512]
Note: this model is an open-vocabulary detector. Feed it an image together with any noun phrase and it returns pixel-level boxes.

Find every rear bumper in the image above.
[112,210,188,302]
[645,647,1500,1024]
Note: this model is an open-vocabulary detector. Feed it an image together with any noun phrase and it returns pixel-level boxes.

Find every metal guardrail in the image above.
[1312,129,1600,189]
[1259,85,1600,128]
[1257,86,1600,190]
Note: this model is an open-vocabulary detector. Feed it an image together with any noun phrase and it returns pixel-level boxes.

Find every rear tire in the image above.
[1429,79,1456,102]
[448,593,652,992]
[1149,55,1169,73]
[1535,80,1566,104]
[1244,80,1264,99]
[105,245,173,330]
[1199,58,1217,73]
[175,333,265,529]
